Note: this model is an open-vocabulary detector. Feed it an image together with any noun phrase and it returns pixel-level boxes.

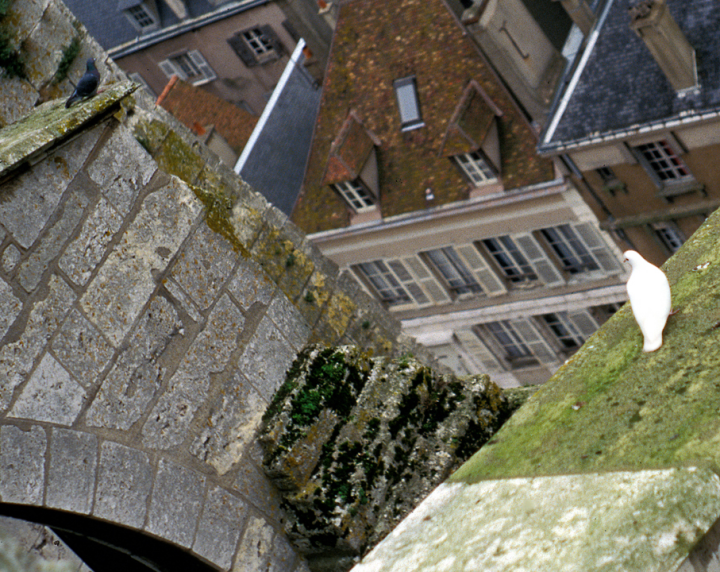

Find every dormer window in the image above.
[393,76,424,132]
[333,180,376,213]
[119,0,159,33]
[453,151,498,186]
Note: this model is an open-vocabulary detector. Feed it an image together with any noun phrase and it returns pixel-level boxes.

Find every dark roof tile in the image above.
[545,0,720,148]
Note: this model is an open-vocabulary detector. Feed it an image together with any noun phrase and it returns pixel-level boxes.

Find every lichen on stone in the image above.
[260,344,511,569]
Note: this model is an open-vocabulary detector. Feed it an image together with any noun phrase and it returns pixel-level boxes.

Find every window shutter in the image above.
[387,259,430,307]
[455,244,507,296]
[513,232,565,287]
[159,59,182,80]
[260,24,284,56]
[228,34,258,67]
[511,318,557,364]
[188,50,216,82]
[455,330,503,373]
[401,256,451,305]
[572,222,622,274]
[567,309,599,340]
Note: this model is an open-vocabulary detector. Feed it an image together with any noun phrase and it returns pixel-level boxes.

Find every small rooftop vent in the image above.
[629,0,697,92]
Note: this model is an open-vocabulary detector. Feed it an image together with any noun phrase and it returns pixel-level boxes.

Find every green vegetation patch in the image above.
[52,36,81,85]
[451,208,720,484]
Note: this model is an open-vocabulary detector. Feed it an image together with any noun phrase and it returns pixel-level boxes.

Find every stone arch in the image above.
[0,423,300,571]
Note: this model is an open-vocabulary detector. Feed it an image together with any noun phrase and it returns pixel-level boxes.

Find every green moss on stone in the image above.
[451,208,720,484]
[52,36,81,85]
[0,28,25,79]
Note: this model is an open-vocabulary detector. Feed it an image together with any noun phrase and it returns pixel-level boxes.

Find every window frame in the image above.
[393,76,424,132]
[481,320,539,369]
[159,50,217,85]
[227,25,283,68]
[540,312,585,352]
[353,260,413,308]
[332,180,376,213]
[480,235,538,285]
[651,221,685,254]
[633,139,693,185]
[422,246,484,297]
[123,1,158,33]
[453,151,498,187]
[539,224,601,275]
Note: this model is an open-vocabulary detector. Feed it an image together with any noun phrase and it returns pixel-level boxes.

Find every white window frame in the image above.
[393,76,424,132]
[454,151,498,186]
[423,246,483,297]
[352,257,447,310]
[243,27,275,56]
[332,180,376,213]
[159,50,217,85]
[539,223,624,276]
[481,235,537,284]
[633,139,693,185]
[479,317,557,370]
[353,260,412,308]
[540,312,585,351]
[123,1,158,32]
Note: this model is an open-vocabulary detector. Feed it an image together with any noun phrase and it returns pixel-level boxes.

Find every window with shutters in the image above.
[228,26,283,67]
[479,318,557,369]
[423,246,483,297]
[481,321,538,369]
[159,50,216,85]
[541,312,585,351]
[128,72,155,98]
[393,76,424,132]
[353,261,412,307]
[538,222,623,278]
[332,180,376,213]
[351,257,443,309]
[481,236,537,285]
[539,224,598,274]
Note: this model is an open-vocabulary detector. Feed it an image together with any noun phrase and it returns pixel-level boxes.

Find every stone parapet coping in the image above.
[0,80,137,179]
[353,467,720,572]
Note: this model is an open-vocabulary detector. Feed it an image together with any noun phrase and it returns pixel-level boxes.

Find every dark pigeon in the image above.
[65,58,100,108]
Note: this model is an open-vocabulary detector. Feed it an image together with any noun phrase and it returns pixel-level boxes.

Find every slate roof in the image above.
[238,56,322,216]
[62,0,259,51]
[541,0,720,151]
[292,0,555,235]
[156,76,258,152]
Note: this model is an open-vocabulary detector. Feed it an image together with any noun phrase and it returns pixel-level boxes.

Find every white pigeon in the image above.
[624,250,672,352]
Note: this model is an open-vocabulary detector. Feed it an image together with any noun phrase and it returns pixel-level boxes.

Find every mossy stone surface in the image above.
[260,344,510,567]
[0,80,136,176]
[451,206,720,484]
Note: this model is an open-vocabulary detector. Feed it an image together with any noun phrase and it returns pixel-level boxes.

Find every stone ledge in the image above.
[353,467,720,572]
[0,80,137,180]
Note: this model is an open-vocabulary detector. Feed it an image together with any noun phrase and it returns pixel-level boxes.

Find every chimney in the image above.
[629,0,697,91]
[553,0,595,36]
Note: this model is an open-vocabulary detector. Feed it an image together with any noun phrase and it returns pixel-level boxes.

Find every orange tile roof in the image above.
[156,76,258,153]
[292,0,555,235]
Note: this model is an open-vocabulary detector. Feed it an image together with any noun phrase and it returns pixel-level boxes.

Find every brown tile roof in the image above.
[292,0,556,234]
[323,111,379,185]
[156,76,258,153]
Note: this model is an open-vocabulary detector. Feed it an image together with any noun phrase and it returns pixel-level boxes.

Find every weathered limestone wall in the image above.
[260,345,509,571]
[0,1,434,570]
